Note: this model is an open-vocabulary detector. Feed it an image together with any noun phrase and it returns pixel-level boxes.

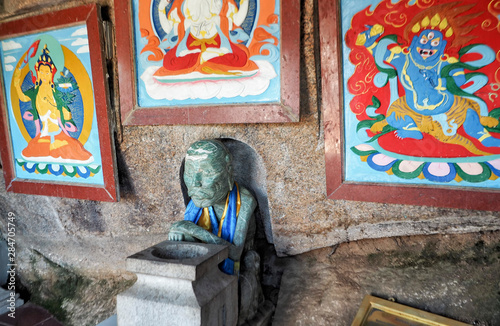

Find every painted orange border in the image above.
[0,4,119,202]
[320,0,500,211]
[115,0,300,125]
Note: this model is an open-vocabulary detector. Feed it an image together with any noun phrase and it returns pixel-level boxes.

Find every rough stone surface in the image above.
[19,247,136,326]
[273,231,500,326]
[0,0,498,325]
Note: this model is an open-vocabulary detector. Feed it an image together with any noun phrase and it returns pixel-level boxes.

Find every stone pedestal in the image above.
[117,241,238,326]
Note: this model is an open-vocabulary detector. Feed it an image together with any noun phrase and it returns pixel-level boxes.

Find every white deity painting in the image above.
[133,0,281,107]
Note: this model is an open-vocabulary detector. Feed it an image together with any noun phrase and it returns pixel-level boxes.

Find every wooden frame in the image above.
[320,0,500,210]
[115,0,300,125]
[352,295,470,326]
[0,4,119,202]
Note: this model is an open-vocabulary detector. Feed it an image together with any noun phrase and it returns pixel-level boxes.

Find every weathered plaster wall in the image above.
[0,0,499,323]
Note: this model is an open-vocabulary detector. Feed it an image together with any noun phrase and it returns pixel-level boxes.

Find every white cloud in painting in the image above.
[71,27,88,37]
[140,60,277,100]
[4,65,14,72]
[77,45,89,54]
[4,56,16,64]
[71,38,88,47]
[2,40,22,51]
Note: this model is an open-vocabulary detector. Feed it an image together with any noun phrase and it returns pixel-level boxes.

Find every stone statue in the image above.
[168,139,257,275]
[168,139,270,324]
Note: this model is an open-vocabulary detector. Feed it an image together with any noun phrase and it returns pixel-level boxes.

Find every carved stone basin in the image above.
[117,240,238,326]
[126,241,226,280]
[151,243,209,260]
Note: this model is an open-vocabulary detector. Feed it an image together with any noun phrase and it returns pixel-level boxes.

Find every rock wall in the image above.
[273,231,500,326]
[0,0,499,325]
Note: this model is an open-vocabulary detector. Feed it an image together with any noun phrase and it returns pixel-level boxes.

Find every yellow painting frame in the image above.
[352,295,470,326]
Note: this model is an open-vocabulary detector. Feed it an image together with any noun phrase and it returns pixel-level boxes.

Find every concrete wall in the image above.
[0,0,499,324]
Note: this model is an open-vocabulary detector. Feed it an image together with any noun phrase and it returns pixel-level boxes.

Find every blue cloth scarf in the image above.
[184,183,239,275]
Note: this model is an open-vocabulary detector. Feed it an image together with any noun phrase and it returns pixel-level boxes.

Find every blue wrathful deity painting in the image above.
[342,0,500,188]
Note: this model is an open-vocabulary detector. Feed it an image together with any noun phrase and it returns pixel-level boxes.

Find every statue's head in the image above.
[184,140,234,208]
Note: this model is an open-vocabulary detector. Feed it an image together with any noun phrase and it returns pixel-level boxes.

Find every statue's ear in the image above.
[225,154,234,189]
[225,154,232,172]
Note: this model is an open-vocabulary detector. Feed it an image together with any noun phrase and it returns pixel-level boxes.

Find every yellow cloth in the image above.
[198,208,212,231]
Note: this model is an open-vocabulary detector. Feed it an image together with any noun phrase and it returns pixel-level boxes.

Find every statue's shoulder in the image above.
[238,185,257,212]
[239,185,255,201]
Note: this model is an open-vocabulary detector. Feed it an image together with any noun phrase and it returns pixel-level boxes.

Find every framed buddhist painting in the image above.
[0,5,119,202]
[320,0,500,210]
[352,295,470,326]
[115,0,300,125]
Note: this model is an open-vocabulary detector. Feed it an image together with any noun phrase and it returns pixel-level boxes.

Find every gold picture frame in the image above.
[352,295,470,326]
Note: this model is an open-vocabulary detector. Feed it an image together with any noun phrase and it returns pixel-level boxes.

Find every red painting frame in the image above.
[320,0,500,211]
[0,4,119,202]
[114,0,300,125]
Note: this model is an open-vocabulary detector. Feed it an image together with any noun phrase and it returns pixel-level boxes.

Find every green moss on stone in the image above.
[28,251,91,324]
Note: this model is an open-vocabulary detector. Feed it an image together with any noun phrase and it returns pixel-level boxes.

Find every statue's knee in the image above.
[242,250,260,271]
[238,250,264,324]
